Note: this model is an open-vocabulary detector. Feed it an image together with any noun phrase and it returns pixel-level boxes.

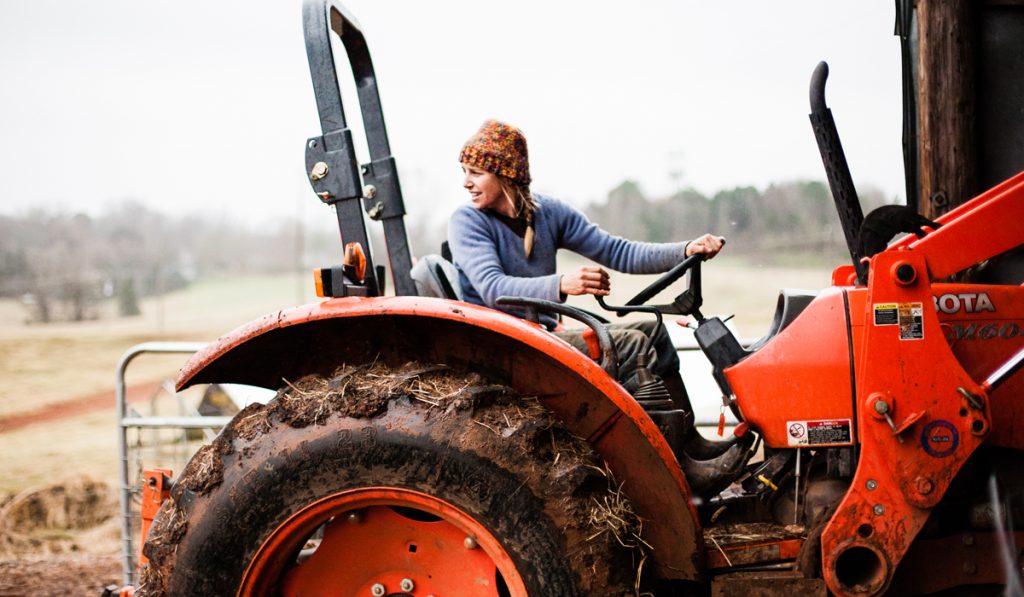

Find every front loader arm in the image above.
[821,174,1023,596]
[888,170,1024,278]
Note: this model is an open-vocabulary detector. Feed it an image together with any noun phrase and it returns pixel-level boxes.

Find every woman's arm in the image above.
[553,199,688,273]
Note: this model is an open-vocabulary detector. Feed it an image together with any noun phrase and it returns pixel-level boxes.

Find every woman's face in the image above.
[462,164,511,216]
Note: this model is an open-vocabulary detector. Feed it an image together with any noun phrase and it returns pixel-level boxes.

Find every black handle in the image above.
[496,297,619,379]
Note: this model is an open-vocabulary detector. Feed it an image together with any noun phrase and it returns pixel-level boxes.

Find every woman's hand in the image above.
[560,266,610,296]
[685,234,726,259]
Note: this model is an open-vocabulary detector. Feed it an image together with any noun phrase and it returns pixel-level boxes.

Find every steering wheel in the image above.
[620,253,705,319]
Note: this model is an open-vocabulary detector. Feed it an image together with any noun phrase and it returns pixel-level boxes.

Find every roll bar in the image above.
[302,0,415,296]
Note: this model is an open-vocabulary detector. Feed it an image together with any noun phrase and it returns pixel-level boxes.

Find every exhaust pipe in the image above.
[809,61,867,284]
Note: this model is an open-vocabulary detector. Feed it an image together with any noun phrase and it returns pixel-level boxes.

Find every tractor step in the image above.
[704,522,807,570]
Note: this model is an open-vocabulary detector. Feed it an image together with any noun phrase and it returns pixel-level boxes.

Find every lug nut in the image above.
[873,504,885,516]
[464,536,478,550]
[400,578,415,591]
[370,583,386,596]
[915,476,934,495]
[866,479,877,491]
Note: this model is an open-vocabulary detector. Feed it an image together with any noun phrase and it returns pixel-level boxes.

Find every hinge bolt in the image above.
[310,161,329,181]
[363,184,377,199]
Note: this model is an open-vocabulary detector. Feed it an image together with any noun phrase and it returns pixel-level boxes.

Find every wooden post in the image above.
[917,0,977,219]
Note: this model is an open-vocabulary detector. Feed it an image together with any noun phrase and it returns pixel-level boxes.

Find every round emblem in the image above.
[920,420,959,458]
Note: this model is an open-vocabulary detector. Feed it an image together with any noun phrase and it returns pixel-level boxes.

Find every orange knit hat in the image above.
[459,120,531,185]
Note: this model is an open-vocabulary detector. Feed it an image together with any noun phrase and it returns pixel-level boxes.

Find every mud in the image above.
[421,382,646,594]
[178,362,498,498]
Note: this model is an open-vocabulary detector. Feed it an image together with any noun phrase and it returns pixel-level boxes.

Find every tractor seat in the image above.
[411,249,462,300]
[745,289,817,352]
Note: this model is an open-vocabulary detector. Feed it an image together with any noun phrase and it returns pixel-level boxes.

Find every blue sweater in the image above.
[448,194,688,321]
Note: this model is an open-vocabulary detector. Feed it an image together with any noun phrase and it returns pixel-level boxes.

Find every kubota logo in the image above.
[933,292,995,314]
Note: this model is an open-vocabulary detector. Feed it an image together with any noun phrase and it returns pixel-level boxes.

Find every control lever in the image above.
[870,395,924,443]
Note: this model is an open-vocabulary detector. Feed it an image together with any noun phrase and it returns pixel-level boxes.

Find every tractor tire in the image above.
[138,362,638,596]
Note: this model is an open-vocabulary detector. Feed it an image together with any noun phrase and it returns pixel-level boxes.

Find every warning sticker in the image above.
[899,302,924,340]
[874,303,898,325]
[787,419,853,446]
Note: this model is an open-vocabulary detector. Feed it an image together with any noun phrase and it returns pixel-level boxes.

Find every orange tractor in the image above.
[127,2,1024,595]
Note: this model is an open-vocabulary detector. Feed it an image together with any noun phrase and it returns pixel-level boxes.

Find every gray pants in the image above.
[554,320,679,394]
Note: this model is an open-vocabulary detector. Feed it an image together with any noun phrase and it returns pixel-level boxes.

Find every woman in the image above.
[448,119,724,403]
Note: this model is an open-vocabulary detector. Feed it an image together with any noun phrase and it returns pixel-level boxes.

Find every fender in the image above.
[177,295,703,580]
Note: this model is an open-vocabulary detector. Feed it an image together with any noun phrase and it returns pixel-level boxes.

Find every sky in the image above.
[0,1,904,234]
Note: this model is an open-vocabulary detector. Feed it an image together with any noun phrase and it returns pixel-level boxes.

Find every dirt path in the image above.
[0,381,166,434]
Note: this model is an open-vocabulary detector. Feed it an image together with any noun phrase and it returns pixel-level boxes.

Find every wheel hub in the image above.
[239,487,525,596]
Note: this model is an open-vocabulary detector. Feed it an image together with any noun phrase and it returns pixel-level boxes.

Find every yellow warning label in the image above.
[874,303,899,326]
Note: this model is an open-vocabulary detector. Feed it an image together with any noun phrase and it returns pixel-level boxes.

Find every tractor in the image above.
[128,1,1024,595]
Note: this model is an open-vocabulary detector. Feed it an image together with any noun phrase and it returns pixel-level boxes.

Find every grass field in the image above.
[0,273,317,494]
[0,259,834,496]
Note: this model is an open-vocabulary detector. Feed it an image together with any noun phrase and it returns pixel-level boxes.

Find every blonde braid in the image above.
[499,177,537,258]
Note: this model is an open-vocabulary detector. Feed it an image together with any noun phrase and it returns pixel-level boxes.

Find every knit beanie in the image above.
[459,120,531,185]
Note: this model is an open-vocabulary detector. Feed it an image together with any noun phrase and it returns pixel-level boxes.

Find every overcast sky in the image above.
[0,1,904,234]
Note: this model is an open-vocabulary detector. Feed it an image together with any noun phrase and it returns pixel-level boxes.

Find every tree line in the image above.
[585,180,887,264]
[0,202,312,323]
[0,180,889,324]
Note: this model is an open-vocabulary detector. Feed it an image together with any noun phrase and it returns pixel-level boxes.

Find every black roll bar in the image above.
[302,0,416,296]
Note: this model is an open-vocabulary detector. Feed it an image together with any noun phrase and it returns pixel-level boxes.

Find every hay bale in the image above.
[0,476,118,557]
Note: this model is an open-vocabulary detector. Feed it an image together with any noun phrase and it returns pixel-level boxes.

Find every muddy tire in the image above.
[139,363,637,596]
